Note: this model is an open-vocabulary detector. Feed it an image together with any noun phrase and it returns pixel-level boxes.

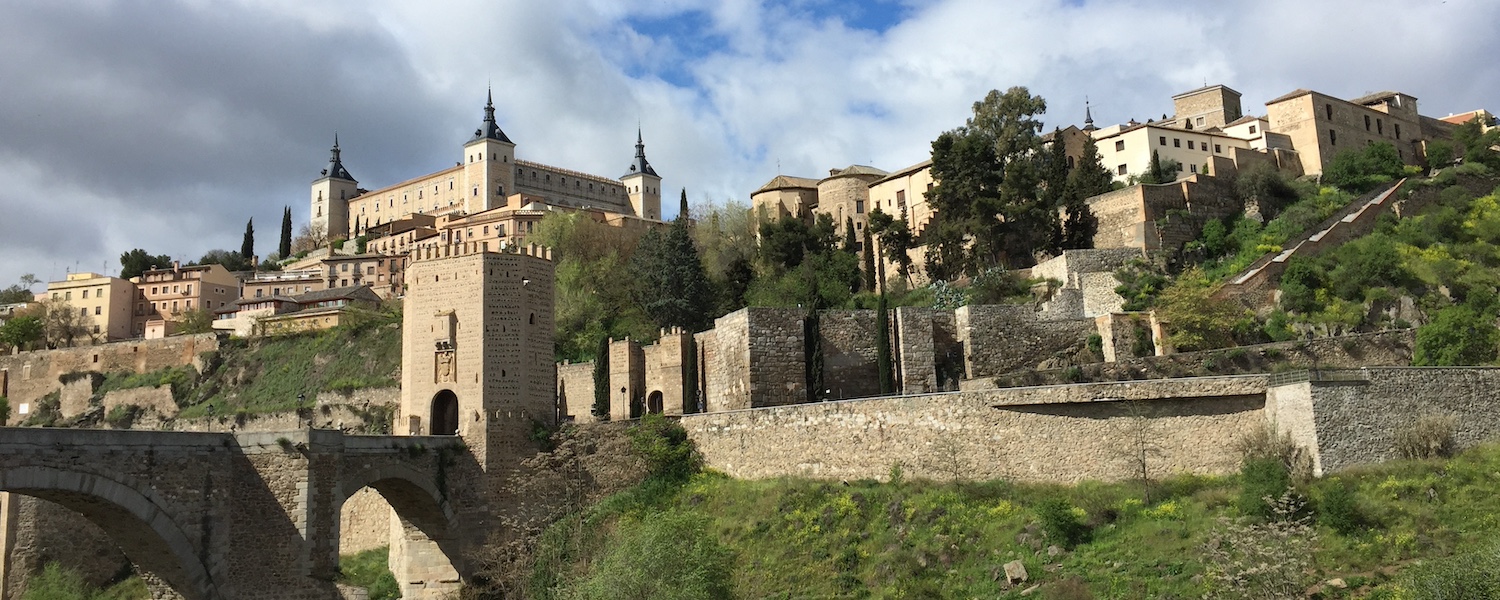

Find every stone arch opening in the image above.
[0,466,219,600]
[338,465,463,600]
[646,390,664,414]
[430,390,459,436]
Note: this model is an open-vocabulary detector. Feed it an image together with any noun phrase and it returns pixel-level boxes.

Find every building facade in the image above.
[43,273,136,342]
[132,264,239,336]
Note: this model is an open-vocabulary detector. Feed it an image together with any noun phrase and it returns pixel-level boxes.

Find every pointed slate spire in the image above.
[469,87,513,143]
[322,133,354,181]
[623,126,658,177]
[1083,97,1097,132]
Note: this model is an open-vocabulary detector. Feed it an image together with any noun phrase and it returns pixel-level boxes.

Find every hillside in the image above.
[519,417,1500,600]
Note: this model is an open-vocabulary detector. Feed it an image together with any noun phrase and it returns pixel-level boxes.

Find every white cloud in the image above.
[0,0,1496,291]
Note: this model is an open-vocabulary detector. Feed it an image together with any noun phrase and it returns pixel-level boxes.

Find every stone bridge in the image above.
[0,427,472,600]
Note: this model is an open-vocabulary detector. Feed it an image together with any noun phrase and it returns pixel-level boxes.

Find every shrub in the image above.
[1394,414,1458,460]
[103,404,141,429]
[1238,457,1292,521]
[1415,305,1500,366]
[1314,479,1366,536]
[0,396,8,426]
[564,511,733,600]
[21,563,91,600]
[1086,333,1103,356]
[628,413,702,481]
[338,546,400,600]
[1202,492,1318,599]
[1035,498,1091,549]
[1382,540,1500,599]
[1235,423,1312,482]
[1062,366,1085,383]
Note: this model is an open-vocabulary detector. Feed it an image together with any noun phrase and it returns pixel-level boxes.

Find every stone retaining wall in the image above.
[683,376,1267,483]
[0,334,219,424]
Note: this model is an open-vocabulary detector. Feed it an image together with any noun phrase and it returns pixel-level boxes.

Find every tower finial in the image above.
[1083,97,1097,132]
[470,88,512,144]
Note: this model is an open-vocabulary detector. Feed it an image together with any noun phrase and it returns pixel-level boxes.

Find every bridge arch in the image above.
[0,466,219,600]
[337,463,464,598]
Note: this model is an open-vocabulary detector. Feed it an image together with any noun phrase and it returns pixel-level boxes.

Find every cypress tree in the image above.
[683,335,699,413]
[592,336,610,420]
[679,188,689,220]
[861,226,877,293]
[279,206,293,259]
[241,219,255,261]
[876,293,894,394]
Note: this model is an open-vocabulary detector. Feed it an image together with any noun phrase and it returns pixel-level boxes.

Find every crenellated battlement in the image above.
[408,241,553,263]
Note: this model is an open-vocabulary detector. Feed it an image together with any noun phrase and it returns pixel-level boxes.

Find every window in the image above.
[1395,123,1402,139]
[1364,115,1372,131]
[1173,138,1181,148]
[1114,140,1125,151]
[172,285,178,293]
[1196,116,1205,126]
[65,291,72,300]
[1214,144,1222,153]
[1187,140,1195,150]
[1067,156,1075,168]
[1329,129,1338,145]
[1159,136,1167,146]
[1117,164,1127,175]
[341,264,350,272]
[1325,103,1333,120]
[1377,119,1384,135]
[1248,125,1257,134]
[186,300,192,309]
[82,289,89,299]
[80,307,87,316]
[94,306,101,315]
[1190,164,1198,173]
[185,285,191,295]
[856,200,865,214]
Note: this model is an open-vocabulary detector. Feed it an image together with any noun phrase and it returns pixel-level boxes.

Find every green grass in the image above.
[20,563,146,600]
[178,310,402,418]
[338,546,400,600]
[525,443,1500,599]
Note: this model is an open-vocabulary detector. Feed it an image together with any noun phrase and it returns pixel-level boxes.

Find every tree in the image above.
[119,249,173,279]
[279,206,293,259]
[1415,305,1500,366]
[592,335,610,420]
[291,222,328,255]
[1139,150,1181,184]
[1154,279,1247,352]
[631,216,714,333]
[178,309,215,334]
[868,208,915,284]
[875,293,894,394]
[1060,135,1110,249]
[1322,141,1404,193]
[195,249,252,273]
[1453,117,1500,170]
[678,188,689,220]
[36,296,92,348]
[925,86,1053,276]
[861,226,877,293]
[0,315,43,352]
[0,274,37,304]
[241,218,255,260]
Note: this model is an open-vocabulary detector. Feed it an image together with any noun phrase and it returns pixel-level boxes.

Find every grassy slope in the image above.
[83,308,403,419]
[531,445,1500,599]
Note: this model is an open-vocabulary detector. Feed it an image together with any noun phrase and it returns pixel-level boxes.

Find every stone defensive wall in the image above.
[684,368,1500,484]
[0,333,220,423]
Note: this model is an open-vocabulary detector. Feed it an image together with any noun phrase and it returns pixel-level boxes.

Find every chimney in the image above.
[172,261,181,273]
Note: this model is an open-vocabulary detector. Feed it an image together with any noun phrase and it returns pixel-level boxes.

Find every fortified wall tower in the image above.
[397,241,556,565]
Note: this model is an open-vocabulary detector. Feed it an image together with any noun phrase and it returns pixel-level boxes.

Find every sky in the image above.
[1,0,1497,290]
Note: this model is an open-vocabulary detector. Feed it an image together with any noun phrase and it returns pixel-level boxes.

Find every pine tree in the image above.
[279,207,293,259]
[241,219,255,261]
[632,217,714,332]
[592,336,610,420]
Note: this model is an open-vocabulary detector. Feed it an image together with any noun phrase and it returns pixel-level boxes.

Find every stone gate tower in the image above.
[400,241,556,455]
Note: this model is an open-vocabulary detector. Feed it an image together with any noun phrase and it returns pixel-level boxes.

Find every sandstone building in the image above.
[312,91,665,248]
[41,273,135,342]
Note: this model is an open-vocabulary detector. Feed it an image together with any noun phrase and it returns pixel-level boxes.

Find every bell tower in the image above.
[462,89,517,214]
[310,135,359,241]
[621,128,662,220]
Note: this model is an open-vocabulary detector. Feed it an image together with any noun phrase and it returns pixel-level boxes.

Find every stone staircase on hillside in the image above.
[1218,179,1406,303]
